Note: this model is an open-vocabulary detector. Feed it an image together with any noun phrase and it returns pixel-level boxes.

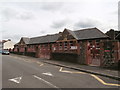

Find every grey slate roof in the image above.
[24,28,109,45]
[29,34,60,44]
[15,37,30,45]
[73,28,109,40]
[22,37,30,44]
[66,29,78,39]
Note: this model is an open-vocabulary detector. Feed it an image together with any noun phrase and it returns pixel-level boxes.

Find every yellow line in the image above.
[74,72,86,74]
[36,61,41,64]
[39,64,44,66]
[23,60,32,63]
[90,74,120,87]
[11,56,120,87]
[59,67,120,87]
[59,67,85,74]
[11,55,44,66]
[61,70,73,73]
[36,61,44,66]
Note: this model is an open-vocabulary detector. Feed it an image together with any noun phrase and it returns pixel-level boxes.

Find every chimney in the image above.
[59,32,62,34]
[106,29,115,40]
[8,39,11,41]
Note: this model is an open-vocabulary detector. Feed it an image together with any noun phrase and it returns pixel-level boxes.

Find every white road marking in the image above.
[42,72,53,77]
[59,67,73,73]
[36,61,44,66]
[59,67,85,74]
[9,76,22,84]
[33,75,60,89]
[39,64,44,66]
[59,67,63,72]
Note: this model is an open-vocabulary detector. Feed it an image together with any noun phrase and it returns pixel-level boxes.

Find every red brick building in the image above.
[51,28,109,66]
[28,33,60,58]
[13,37,30,54]
[13,28,120,67]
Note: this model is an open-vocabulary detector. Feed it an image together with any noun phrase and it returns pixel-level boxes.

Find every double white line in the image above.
[33,75,61,90]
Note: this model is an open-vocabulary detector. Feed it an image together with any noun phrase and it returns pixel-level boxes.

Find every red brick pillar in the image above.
[92,40,96,58]
[77,41,80,55]
[62,42,64,51]
[38,45,41,58]
[100,41,104,66]
[67,41,70,51]
[53,43,55,52]
[85,41,91,65]
[57,43,59,52]
[85,41,89,65]
[55,43,58,52]
[113,41,119,62]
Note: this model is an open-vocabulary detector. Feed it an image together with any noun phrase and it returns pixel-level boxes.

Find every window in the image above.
[31,45,34,48]
[70,41,73,46]
[28,45,30,48]
[64,42,68,50]
[59,42,62,50]
[44,44,48,50]
[96,40,100,49]
[88,40,93,49]
[70,41,77,50]
[89,40,92,46]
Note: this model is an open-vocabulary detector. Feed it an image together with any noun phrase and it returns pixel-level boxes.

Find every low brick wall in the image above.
[11,52,24,55]
[24,52,36,57]
[51,52,79,63]
[11,52,36,57]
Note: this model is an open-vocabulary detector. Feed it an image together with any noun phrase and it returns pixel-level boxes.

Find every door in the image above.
[87,40,101,66]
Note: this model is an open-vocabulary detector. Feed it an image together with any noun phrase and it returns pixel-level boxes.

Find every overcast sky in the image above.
[0,0,119,43]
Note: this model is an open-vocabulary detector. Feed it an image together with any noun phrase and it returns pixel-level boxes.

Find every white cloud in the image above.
[0,0,118,42]
[74,19,101,29]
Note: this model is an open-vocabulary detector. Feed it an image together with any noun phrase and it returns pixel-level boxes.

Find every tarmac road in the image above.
[2,55,120,89]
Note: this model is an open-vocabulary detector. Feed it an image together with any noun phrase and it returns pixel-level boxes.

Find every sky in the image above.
[0,0,119,43]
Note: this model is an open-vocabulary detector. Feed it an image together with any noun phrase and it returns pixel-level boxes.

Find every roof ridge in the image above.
[95,28,109,37]
[74,27,108,37]
[21,37,30,38]
[30,33,59,39]
[74,27,97,32]
[65,29,78,39]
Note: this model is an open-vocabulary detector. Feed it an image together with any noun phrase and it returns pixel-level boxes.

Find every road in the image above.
[2,54,120,89]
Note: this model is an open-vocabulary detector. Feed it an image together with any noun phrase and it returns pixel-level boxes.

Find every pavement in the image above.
[2,54,120,88]
[11,54,119,81]
[40,58,120,81]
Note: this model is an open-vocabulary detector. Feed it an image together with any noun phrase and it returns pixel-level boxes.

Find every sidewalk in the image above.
[38,58,120,81]
[11,54,120,80]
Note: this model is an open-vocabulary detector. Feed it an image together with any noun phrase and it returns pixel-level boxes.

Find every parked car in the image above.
[0,50,2,54]
[2,50,10,55]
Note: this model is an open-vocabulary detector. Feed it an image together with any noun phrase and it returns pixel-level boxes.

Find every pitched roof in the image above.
[29,34,60,44]
[17,28,108,45]
[65,29,78,39]
[15,37,30,45]
[72,28,109,40]
[22,37,30,44]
